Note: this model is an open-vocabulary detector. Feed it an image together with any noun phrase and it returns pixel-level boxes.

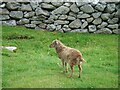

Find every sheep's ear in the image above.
[55,40,59,45]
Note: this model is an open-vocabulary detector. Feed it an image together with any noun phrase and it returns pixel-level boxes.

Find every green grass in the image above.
[2,26,118,88]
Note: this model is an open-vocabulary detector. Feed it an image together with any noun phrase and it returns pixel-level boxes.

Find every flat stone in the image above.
[24,12,35,18]
[67,16,76,20]
[38,23,47,29]
[54,20,69,25]
[17,18,29,25]
[25,24,36,29]
[101,13,110,20]
[77,13,90,19]
[6,2,20,10]
[95,28,112,34]
[51,6,70,15]
[107,24,119,29]
[41,3,56,10]
[47,24,56,31]
[105,3,116,13]
[92,12,102,18]
[31,21,42,25]
[59,15,68,20]
[71,29,88,33]
[95,3,106,11]
[69,19,82,29]
[51,2,63,7]
[86,17,94,23]
[30,2,39,10]
[2,20,16,26]
[10,11,23,19]
[97,22,108,29]
[0,9,9,15]
[113,29,120,34]
[107,18,119,24]
[19,4,32,11]
[0,15,10,20]
[81,21,88,29]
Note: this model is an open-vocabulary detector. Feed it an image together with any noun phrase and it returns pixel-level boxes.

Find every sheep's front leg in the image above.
[78,65,82,78]
[68,64,74,78]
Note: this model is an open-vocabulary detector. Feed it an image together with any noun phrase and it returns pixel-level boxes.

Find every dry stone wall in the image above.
[0,1,120,34]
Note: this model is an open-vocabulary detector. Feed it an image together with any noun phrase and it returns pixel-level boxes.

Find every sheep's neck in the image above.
[55,44,66,54]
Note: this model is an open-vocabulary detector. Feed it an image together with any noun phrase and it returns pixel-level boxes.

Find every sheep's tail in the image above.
[81,58,86,63]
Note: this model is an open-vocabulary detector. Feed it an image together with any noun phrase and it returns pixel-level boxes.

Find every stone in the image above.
[86,17,94,23]
[106,4,116,13]
[77,13,90,19]
[31,21,42,25]
[49,14,59,20]
[6,2,20,10]
[71,29,88,33]
[63,3,71,7]
[107,18,119,24]
[113,29,120,34]
[47,24,56,31]
[69,12,77,17]
[0,15,10,20]
[30,15,47,21]
[54,20,69,25]
[44,18,54,24]
[107,24,119,29]
[24,12,35,18]
[62,25,71,32]
[10,11,23,19]
[97,22,108,29]
[51,2,63,7]
[41,3,56,10]
[2,20,16,26]
[101,13,110,20]
[67,16,76,21]
[92,12,102,18]
[17,18,29,25]
[76,2,86,7]
[88,25,96,32]
[92,18,102,25]
[70,3,79,13]
[0,3,5,8]
[56,25,62,31]
[51,6,70,15]
[81,21,88,29]
[115,9,120,18]
[59,15,68,20]
[25,24,36,29]
[19,4,32,11]
[95,28,112,34]
[30,2,39,10]
[38,23,47,29]
[0,9,9,15]
[69,19,82,29]
[95,3,106,11]
[80,4,94,13]
[35,7,50,16]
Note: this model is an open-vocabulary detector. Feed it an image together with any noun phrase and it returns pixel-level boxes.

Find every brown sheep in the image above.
[49,39,86,78]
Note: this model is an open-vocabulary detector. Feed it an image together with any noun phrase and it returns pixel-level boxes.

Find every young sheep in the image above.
[49,39,85,78]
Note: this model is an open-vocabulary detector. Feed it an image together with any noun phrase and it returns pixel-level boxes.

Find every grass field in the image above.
[2,26,118,88]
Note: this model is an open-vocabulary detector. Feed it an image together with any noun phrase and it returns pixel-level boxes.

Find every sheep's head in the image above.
[49,39,60,48]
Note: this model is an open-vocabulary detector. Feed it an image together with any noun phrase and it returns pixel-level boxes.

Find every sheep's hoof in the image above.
[78,75,81,78]
[68,76,72,78]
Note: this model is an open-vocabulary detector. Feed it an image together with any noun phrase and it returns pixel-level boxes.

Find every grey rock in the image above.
[6,2,20,10]
[77,13,90,19]
[113,29,120,34]
[10,11,23,19]
[44,18,54,24]
[115,9,120,18]
[17,18,29,25]
[0,15,10,20]
[101,13,110,20]
[69,12,77,17]
[80,4,94,13]
[92,12,102,18]
[51,2,63,7]
[107,24,119,29]
[49,14,59,20]
[19,4,32,11]
[107,18,119,24]
[69,19,82,29]
[95,3,106,11]
[92,18,102,25]
[95,28,112,34]
[35,7,50,16]
[25,24,36,29]
[31,21,42,25]
[59,15,68,20]
[86,17,94,23]
[47,24,56,31]
[70,3,79,13]
[2,20,16,26]
[106,4,116,13]
[63,3,71,7]
[56,25,62,31]
[0,3,5,8]
[30,15,47,21]
[38,23,47,29]
[97,22,108,29]
[54,20,69,25]
[30,2,39,10]
[41,3,56,10]
[76,2,86,7]
[88,25,96,32]
[81,21,88,29]
[67,16,76,20]
[0,9,9,15]
[62,25,71,32]
[71,29,88,33]
[24,12,35,18]
[51,6,70,15]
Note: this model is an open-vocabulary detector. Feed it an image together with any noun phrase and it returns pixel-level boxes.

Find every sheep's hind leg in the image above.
[68,64,74,78]
[65,62,68,73]
[78,65,82,78]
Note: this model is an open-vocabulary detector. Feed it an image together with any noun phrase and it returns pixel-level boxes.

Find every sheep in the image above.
[49,39,86,78]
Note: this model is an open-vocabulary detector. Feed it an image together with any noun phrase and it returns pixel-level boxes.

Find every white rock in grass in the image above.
[1,46,17,52]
